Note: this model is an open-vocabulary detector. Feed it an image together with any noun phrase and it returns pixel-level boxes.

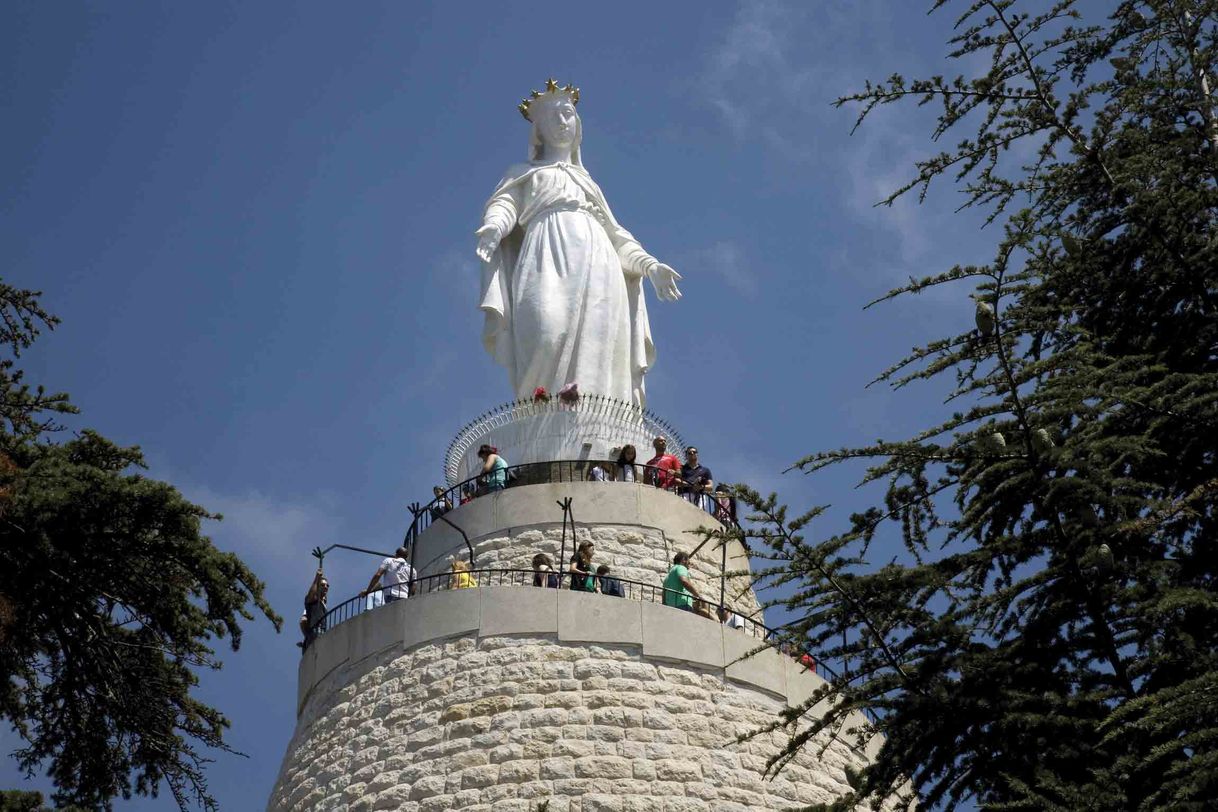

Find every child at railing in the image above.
[449,559,478,589]
[429,486,453,520]
[596,564,624,597]
[616,445,638,482]
[532,553,560,588]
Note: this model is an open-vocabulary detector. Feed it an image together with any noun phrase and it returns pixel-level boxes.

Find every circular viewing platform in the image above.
[273,434,888,812]
[295,579,856,723]
[444,396,686,485]
[278,582,883,811]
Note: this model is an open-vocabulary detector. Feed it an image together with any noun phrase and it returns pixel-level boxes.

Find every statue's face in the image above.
[536,97,578,149]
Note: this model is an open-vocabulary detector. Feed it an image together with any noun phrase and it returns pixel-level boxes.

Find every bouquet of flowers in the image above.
[558,382,579,405]
[532,387,550,403]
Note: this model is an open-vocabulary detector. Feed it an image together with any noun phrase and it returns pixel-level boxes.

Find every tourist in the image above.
[679,446,714,510]
[568,541,597,592]
[718,605,746,630]
[645,436,681,490]
[300,568,328,647]
[477,444,510,492]
[587,462,608,482]
[459,483,476,505]
[532,553,559,588]
[616,445,638,482]
[662,551,703,612]
[712,487,736,525]
[429,486,452,520]
[449,559,478,589]
[597,564,625,597]
[360,546,415,604]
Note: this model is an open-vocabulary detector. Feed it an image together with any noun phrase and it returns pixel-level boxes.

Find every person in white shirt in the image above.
[361,546,416,604]
[718,605,746,630]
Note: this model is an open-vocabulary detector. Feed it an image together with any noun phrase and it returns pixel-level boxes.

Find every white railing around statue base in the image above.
[443,395,687,486]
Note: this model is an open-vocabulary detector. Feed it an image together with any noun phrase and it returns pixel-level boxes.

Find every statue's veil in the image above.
[528,103,583,167]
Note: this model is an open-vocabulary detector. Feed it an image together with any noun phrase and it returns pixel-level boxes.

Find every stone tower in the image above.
[267,399,885,811]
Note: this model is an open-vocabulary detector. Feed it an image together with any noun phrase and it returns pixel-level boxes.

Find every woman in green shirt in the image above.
[477,444,510,492]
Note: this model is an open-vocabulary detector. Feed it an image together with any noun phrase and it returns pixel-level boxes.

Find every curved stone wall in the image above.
[413,483,759,617]
[271,587,881,812]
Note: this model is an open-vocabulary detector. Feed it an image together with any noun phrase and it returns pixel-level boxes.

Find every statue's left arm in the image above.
[581,174,682,302]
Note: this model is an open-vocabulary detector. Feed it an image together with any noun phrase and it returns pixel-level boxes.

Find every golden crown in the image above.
[518,78,580,121]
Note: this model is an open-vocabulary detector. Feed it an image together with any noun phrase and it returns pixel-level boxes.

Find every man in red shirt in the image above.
[645,436,681,490]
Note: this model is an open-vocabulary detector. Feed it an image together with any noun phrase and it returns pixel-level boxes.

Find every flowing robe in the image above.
[478,162,656,407]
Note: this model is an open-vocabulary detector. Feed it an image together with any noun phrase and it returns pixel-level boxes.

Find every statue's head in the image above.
[520,78,582,164]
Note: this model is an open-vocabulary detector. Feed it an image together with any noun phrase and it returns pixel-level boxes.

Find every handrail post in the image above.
[310,543,395,569]
[556,497,573,584]
[406,502,423,588]
[719,534,727,617]
[435,513,475,567]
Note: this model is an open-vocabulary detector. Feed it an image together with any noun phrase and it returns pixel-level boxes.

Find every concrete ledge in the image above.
[785,657,831,711]
[347,598,409,663]
[297,642,319,715]
[481,586,559,637]
[725,630,787,698]
[402,589,481,651]
[784,658,879,754]
[299,588,806,722]
[640,601,725,668]
[558,590,643,645]
[308,627,349,700]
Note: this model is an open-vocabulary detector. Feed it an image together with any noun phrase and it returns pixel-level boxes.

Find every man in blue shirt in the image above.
[679,446,714,510]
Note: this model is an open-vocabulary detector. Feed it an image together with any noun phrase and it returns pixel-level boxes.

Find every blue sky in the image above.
[1,1,1001,807]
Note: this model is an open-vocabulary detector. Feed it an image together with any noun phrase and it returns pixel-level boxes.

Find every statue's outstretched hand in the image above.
[649,263,682,301]
[475,225,501,263]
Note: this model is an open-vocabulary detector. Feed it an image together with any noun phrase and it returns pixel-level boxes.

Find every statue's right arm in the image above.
[476,165,530,262]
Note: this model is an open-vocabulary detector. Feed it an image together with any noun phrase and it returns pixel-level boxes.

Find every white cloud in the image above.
[680,240,756,298]
[842,117,935,263]
[697,0,897,161]
[698,0,824,161]
[697,1,997,299]
[430,245,479,300]
[180,483,341,567]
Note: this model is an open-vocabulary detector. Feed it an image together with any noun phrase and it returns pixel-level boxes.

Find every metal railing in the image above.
[407,460,738,548]
[305,566,843,689]
[444,395,687,485]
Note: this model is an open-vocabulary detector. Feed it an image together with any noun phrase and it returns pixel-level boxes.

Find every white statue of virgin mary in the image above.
[475,80,682,409]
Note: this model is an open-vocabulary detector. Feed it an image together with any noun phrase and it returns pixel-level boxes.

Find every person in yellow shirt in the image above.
[449,559,478,590]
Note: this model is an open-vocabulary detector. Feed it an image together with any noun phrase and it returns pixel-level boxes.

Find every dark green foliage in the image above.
[0,789,88,811]
[0,284,282,810]
[718,2,1218,809]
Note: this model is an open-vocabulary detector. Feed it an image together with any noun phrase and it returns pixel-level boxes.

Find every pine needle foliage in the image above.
[713,3,1218,809]
[0,282,283,811]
